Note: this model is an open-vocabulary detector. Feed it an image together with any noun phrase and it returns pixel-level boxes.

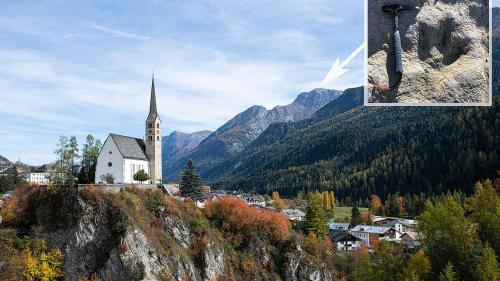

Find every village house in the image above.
[400,231,421,249]
[329,222,350,232]
[383,219,417,233]
[351,225,402,248]
[28,172,51,185]
[245,194,266,207]
[329,229,363,251]
[281,209,306,221]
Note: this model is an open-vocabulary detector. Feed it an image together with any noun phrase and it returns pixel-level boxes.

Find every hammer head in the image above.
[382,4,420,15]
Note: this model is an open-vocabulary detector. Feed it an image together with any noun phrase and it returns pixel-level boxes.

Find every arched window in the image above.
[149,123,153,128]
[108,162,112,167]
[157,136,160,140]
[157,123,159,128]
[149,136,152,141]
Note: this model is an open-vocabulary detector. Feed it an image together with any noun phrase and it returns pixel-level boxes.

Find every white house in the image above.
[329,230,363,251]
[351,225,402,248]
[384,219,417,233]
[29,172,51,185]
[329,222,350,231]
[281,209,306,221]
[95,76,163,184]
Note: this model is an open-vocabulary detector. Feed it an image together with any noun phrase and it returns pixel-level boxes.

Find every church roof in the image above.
[110,134,148,161]
[147,75,161,121]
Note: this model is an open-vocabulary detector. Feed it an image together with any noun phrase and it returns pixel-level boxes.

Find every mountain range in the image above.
[163,88,342,180]
[160,9,500,201]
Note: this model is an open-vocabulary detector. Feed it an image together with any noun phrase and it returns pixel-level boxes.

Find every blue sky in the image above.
[0,0,363,164]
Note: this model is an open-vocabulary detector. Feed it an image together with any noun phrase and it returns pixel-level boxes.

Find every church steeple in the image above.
[149,73,157,116]
[145,74,162,184]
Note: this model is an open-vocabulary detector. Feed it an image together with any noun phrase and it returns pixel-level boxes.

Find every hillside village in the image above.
[0,73,499,280]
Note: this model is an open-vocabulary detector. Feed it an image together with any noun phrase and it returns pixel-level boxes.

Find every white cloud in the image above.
[88,22,150,41]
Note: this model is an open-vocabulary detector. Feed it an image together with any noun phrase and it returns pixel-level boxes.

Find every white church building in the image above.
[95,76,163,184]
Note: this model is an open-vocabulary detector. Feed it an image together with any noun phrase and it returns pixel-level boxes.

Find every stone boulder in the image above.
[367,0,490,104]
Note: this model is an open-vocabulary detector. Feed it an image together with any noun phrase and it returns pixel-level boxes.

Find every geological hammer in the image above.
[382,4,419,74]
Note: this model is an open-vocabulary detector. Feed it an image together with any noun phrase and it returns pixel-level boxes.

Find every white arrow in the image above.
[321,42,366,86]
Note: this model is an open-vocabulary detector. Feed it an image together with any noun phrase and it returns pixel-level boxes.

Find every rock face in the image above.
[284,246,333,281]
[163,131,213,163]
[367,0,490,104]
[164,88,342,181]
[42,189,332,281]
[49,196,199,281]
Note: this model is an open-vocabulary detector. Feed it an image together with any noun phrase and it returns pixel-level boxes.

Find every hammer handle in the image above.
[394,30,404,73]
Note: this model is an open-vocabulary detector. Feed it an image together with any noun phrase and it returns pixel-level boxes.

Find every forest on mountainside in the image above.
[213,97,500,201]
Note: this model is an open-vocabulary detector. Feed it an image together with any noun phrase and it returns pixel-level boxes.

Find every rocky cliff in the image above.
[0,186,334,281]
[368,0,490,104]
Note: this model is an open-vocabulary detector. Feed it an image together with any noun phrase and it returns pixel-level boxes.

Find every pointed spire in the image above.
[149,72,157,114]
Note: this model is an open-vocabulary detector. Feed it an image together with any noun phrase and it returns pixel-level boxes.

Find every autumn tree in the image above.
[329,191,335,212]
[271,191,286,210]
[305,192,328,238]
[474,244,499,281]
[439,263,458,281]
[403,249,431,281]
[179,160,204,202]
[323,191,330,210]
[369,195,383,215]
[465,180,500,256]
[419,197,477,279]
[205,197,290,245]
[21,239,64,281]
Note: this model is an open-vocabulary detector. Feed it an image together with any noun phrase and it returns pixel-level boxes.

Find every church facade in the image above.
[95,76,163,184]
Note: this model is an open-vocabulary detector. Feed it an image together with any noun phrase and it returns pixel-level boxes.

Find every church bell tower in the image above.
[145,74,162,184]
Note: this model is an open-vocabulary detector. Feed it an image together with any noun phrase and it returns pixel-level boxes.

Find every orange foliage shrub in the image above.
[0,186,33,226]
[205,198,290,243]
[360,211,371,224]
[357,243,370,256]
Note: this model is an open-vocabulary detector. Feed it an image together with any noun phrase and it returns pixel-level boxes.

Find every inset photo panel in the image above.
[365,0,492,106]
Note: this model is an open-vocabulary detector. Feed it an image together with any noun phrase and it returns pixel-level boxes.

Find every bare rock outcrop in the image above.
[368,0,490,104]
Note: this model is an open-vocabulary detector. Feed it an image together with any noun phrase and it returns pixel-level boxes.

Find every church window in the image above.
[108,162,112,167]
[149,123,153,128]
[157,136,160,140]
[109,151,112,154]
[157,123,159,128]
[149,136,152,141]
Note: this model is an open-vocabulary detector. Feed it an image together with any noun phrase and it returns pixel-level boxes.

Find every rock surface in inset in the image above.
[367,0,490,104]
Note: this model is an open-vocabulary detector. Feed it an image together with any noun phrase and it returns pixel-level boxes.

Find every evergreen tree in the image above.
[78,135,101,184]
[305,192,328,238]
[439,263,458,281]
[179,160,204,202]
[67,136,79,177]
[351,206,362,227]
[54,135,69,170]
